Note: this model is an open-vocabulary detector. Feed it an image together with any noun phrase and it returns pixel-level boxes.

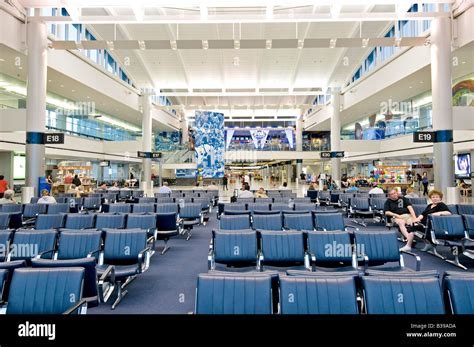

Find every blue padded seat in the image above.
[0,230,12,262]
[284,213,314,231]
[306,231,356,271]
[0,213,11,229]
[443,272,474,314]
[9,230,57,261]
[220,214,251,230]
[195,273,272,314]
[35,214,65,230]
[64,213,96,230]
[211,230,257,269]
[259,230,306,269]
[22,203,48,218]
[155,203,178,214]
[56,230,102,260]
[0,204,22,214]
[46,203,69,214]
[107,204,132,214]
[279,275,359,314]
[253,214,282,231]
[131,203,155,214]
[95,213,126,230]
[314,212,346,231]
[7,267,85,314]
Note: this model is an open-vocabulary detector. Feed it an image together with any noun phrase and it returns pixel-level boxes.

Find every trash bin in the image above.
[22,186,35,204]
[445,187,460,205]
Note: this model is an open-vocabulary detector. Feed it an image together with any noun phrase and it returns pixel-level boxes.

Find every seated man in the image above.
[0,189,16,205]
[238,184,254,198]
[383,189,417,252]
[254,187,268,198]
[37,189,57,204]
[157,181,172,194]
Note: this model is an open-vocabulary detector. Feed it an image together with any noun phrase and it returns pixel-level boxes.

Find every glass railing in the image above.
[302,143,331,151]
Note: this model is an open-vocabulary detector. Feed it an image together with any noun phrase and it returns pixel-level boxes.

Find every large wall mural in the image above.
[194,111,225,178]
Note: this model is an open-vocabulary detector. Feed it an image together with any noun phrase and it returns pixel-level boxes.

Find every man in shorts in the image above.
[384,188,417,252]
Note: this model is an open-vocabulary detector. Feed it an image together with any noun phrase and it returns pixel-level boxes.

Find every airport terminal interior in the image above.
[0,0,473,317]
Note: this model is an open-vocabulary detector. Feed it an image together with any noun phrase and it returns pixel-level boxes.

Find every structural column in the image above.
[286,162,292,184]
[330,88,341,184]
[296,117,303,182]
[142,93,153,193]
[26,11,47,195]
[431,7,454,196]
[180,115,189,144]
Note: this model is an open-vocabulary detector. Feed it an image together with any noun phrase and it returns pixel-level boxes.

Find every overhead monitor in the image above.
[455,153,471,178]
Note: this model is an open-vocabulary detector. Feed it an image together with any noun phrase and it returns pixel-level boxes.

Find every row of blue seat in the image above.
[195,270,474,314]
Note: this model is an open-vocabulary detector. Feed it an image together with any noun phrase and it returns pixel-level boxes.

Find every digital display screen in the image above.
[13,155,25,180]
[455,153,471,178]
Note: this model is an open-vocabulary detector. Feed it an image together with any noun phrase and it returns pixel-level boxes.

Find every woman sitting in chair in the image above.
[413,189,451,225]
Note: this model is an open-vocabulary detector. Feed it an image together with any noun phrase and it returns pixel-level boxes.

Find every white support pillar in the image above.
[330,88,342,185]
[142,93,153,195]
[296,117,303,184]
[431,6,454,197]
[25,11,47,196]
[181,116,189,144]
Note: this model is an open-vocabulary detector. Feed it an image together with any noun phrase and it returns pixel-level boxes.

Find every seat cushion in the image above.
[97,264,139,279]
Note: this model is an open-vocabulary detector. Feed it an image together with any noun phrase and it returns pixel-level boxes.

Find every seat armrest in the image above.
[63,298,88,315]
[138,247,152,273]
[87,248,101,258]
[400,250,421,271]
[98,265,115,303]
[33,248,56,260]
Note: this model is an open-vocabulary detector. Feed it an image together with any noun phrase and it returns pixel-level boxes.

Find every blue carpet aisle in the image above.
[89,212,474,314]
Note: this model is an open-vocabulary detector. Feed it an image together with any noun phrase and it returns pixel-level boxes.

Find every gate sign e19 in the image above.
[413,131,436,143]
[43,133,64,144]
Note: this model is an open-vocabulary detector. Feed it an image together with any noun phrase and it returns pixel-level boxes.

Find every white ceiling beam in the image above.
[131,6,144,21]
[64,7,80,21]
[18,0,455,8]
[34,11,449,24]
[159,91,326,97]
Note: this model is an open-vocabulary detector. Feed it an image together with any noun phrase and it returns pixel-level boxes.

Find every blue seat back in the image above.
[457,204,474,215]
[224,204,246,212]
[260,230,305,262]
[411,204,426,217]
[10,230,57,261]
[0,230,11,261]
[464,215,474,238]
[279,276,358,314]
[64,214,95,229]
[253,214,282,231]
[82,197,101,209]
[108,204,131,214]
[139,197,156,204]
[0,213,11,229]
[314,212,345,231]
[126,214,156,230]
[307,231,353,263]
[351,197,370,210]
[103,229,147,262]
[370,197,387,210]
[272,203,293,212]
[247,203,270,212]
[447,204,458,215]
[7,268,84,314]
[179,203,202,219]
[95,213,125,229]
[220,215,250,230]
[156,203,178,214]
[57,230,102,259]
[363,276,445,314]
[132,190,144,198]
[22,204,47,218]
[156,197,174,204]
[35,214,64,230]
[430,215,466,239]
[306,190,318,200]
[156,213,177,231]
[284,213,313,231]
[46,203,69,214]
[196,273,272,314]
[354,230,400,263]
[294,203,316,212]
[408,197,428,205]
[0,204,22,213]
[318,191,330,200]
[30,197,39,204]
[444,273,474,314]
[132,203,155,214]
[214,230,257,263]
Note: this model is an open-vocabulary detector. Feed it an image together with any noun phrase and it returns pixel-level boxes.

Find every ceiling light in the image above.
[394,38,401,47]
[170,40,177,50]
[132,6,144,21]
[200,6,208,20]
[71,89,75,92]
[0,81,9,87]
[18,66,22,70]
[330,4,341,18]
[265,40,272,49]
[409,86,412,89]
[0,58,5,62]
[60,84,64,87]
[138,40,146,50]
[106,41,114,50]
[266,5,273,19]
[362,38,369,48]
[462,61,466,64]
[329,39,336,48]
[297,39,304,49]
[202,40,209,50]
[234,40,240,50]
[233,56,240,66]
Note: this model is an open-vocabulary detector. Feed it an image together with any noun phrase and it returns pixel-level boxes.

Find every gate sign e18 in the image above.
[43,133,65,144]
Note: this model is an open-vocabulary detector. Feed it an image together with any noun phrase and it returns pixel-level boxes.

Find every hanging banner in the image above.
[195,111,225,178]
[249,129,270,149]
[285,129,294,149]
[225,129,235,149]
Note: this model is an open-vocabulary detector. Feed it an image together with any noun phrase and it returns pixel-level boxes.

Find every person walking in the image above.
[421,172,429,196]
[222,175,228,191]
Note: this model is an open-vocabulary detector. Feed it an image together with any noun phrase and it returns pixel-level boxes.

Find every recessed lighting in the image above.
[60,84,64,87]
[420,81,424,84]
[48,80,52,82]
[86,96,90,99]
[72,89,75,92]
[297,39,304,49]
[265,40,272,49]
[170,40,177,50]
[329,39,336,48]
[202,40,209,50]
[234,40,240,50]
[362,38,369,48]
[18,66,23,70]
[461,61,466,64]
[409,86,412,89]
[0,58,5,62]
